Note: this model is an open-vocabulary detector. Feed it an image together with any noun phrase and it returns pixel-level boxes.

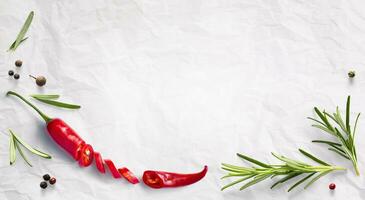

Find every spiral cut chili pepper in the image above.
[143,166,208,189]
[7,91,139,184]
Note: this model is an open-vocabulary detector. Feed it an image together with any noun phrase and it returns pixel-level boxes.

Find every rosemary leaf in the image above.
[30,94,60,100]
[328,148,350,160]
[271,172,301,189]
[237,153,272,168]
[312,140,341,147]
[8,11,34,51]
[304,170,331,189]
[287,173,316,192]
[221,175,255,191]
[32,97,81,109]
[346,96,351,133]
[298,149,330,166]
[239,174,271,190]
[9,133,16,165]
[14,141,32,167]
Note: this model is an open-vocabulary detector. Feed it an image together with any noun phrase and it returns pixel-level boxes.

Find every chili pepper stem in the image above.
[6,91,52,123]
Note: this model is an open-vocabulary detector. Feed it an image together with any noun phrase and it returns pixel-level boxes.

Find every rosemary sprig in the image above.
[8,129,51,167]
[8,11,34,52]
[30,94,81,109]
[221,149,345,192]
[309,96,360,176]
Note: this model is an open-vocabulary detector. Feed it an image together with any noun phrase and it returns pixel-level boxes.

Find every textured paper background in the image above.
[1,0,365,199]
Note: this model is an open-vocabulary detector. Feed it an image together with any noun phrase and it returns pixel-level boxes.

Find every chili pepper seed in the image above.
[43,174,51,181]
[329,183,336,190]
[15,60,22,67]
[8,70,14,76]
[14,73,20,80]
[49,177,56,185]
[40,181,48,189]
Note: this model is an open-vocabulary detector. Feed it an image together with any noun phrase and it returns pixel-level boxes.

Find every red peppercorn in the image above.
[49,177,56,185]
[329,183,336,190]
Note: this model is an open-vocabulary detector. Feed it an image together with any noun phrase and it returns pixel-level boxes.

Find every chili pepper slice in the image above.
[78,144,94,167]
[94,152,105,173]
[118,167,140,184]
[143,165,208,189]
[104,159,122,178]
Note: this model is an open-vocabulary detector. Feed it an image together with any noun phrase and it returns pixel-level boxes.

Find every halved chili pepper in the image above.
[143,165,208,189]
[7,91,139,184]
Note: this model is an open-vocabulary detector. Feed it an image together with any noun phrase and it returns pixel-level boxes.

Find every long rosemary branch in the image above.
[221,149,345,192]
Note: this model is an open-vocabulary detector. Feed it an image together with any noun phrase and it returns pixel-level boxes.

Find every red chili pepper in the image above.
[143,166,208,189]
[7,91,139,184]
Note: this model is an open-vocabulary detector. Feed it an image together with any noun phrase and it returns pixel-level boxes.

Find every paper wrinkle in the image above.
[1,0,365,199]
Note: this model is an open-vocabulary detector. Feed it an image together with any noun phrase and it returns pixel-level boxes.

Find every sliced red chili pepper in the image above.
[118,167,140,184]
[78,144,94,167]
[94,152,105,173]
[7,91,140,185]
[104,159,122,178]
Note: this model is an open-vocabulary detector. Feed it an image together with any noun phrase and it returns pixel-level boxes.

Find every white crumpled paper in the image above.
[1,0,365,199]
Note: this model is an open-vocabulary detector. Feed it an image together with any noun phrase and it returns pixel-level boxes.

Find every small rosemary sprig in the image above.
[308,96,360,176]
[8,11,34,52]
[221,149,345,192]
[9,129,51,167]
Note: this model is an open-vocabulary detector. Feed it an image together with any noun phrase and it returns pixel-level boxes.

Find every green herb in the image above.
[8,129,51,167]
[309,96,360,175]
[221,149,345,192]
[31,94,81,109]
[8,11,34,51]
[9,133,16,165]
[30,94,60,100]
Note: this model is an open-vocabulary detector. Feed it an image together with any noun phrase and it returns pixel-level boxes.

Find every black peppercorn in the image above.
[15,60,22,67]
[348,71,355,78]
[8,70,14,76]
[49,177,56,185]
[13,73,20,79]
[43,174,51,181]
[40,181,48,189]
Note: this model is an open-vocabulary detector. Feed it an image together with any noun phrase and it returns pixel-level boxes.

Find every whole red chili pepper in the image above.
[143,165,208,189]
[7,91,139,184]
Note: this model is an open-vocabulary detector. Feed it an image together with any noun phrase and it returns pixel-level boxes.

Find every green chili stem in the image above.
[7,91,52,123]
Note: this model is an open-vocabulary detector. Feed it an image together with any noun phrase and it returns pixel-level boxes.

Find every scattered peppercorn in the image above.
[15,60,22,67]
[43,174,51,181]
[29,75,47,87]
[348,71,355,78]
[8,70,14,76]
[49,177,56,185]
[40,181,48,189]
[329,183,336,190]
[13,73,20,80]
